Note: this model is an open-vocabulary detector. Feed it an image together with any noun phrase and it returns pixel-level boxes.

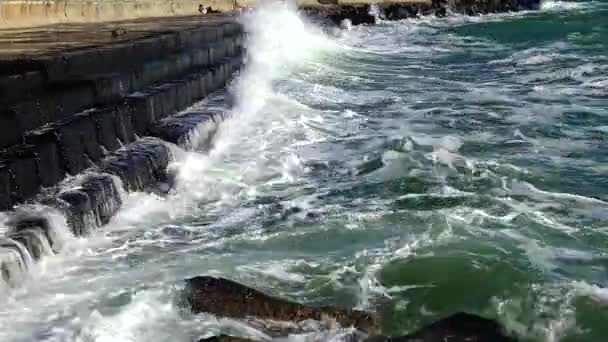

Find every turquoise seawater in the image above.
[0,1,607,341]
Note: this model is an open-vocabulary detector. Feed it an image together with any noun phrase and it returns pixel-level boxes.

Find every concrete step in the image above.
[0,33,244,148]
[0,56,242,211]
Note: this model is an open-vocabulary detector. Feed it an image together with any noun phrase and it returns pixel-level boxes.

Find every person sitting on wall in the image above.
[199,4,207,14]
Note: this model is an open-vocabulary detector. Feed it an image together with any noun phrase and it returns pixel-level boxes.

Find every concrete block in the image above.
[113,104,137,144]
[175,53,194,76]
[42,50,92,81]
[140,60,170,86]
[188,74,203,102]
[100,138,171,192]
[209,42,228,66]
[197,72,210,100]
[75,111,104,163]
[153,83,178,119]
[24,125,64,187]
[7,83,96,133]
[135,37,166,63]
[0,110,22,148]
[149,111,217,147]
[0,164,12,211]
[91,109,121,153]
[101,43,137,71]
[48,111,103,172]
[160,34,179,53]
[201,27,220,45]
[9,216,62,253]
[192,48,211,68]
[0,240,28,286]
[9,228,52,260]
[54,118,89,175]
[78,174,122,227]
[92,73,132,104]
[223,22,241,37]
[33,142,63,188]
[225,37,237,57]
[204,70,215,94]
[57,190,93,236]
[127,92,157,136]
[176,30,196,51]
[211,65,225,91]
[174,80,192,111]
[2,146,40,204]
[0,71,45,105]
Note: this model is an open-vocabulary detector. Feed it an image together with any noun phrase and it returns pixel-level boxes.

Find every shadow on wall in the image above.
[0,0,248,28]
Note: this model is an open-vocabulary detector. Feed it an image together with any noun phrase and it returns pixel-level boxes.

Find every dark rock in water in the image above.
[186,277,517,342]
[7,215,62,253]
[198,312,516,342]
[366,312,517,342]
[410,312,517,341]
[199,336,255,342]
[185,276,380,334]
[301,0,540,26]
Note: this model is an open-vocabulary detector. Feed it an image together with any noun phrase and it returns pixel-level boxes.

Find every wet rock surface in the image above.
[301,0,540,26]
[186,276,380,334]
[187,276,518,342]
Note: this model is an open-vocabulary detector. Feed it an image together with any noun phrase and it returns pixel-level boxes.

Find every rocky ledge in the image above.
[299,0,541,25]
[185,276,517,342]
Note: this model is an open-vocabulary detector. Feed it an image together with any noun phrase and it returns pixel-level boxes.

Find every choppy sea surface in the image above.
[1,1,607,341]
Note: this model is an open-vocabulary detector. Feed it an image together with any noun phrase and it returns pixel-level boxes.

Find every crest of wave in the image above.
[213,0,335,153]
[159,0,338,215]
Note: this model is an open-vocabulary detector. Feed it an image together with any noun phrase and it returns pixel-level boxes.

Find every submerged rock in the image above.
[185,276,379,334]
[187,276,517,342]
[366,312,517,342]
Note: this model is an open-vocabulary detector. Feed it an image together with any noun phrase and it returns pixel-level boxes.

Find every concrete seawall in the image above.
[0,15,244,208]
[0,0,252,28]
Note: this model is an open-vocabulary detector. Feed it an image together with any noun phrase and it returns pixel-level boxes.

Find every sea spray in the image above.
[171,1,335,204]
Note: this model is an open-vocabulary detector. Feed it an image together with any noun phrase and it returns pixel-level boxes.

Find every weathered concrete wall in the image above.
[0,0,254,28]
[0,15,244,211]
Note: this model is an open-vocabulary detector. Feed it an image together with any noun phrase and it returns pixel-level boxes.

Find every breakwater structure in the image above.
[0,13,244,285]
